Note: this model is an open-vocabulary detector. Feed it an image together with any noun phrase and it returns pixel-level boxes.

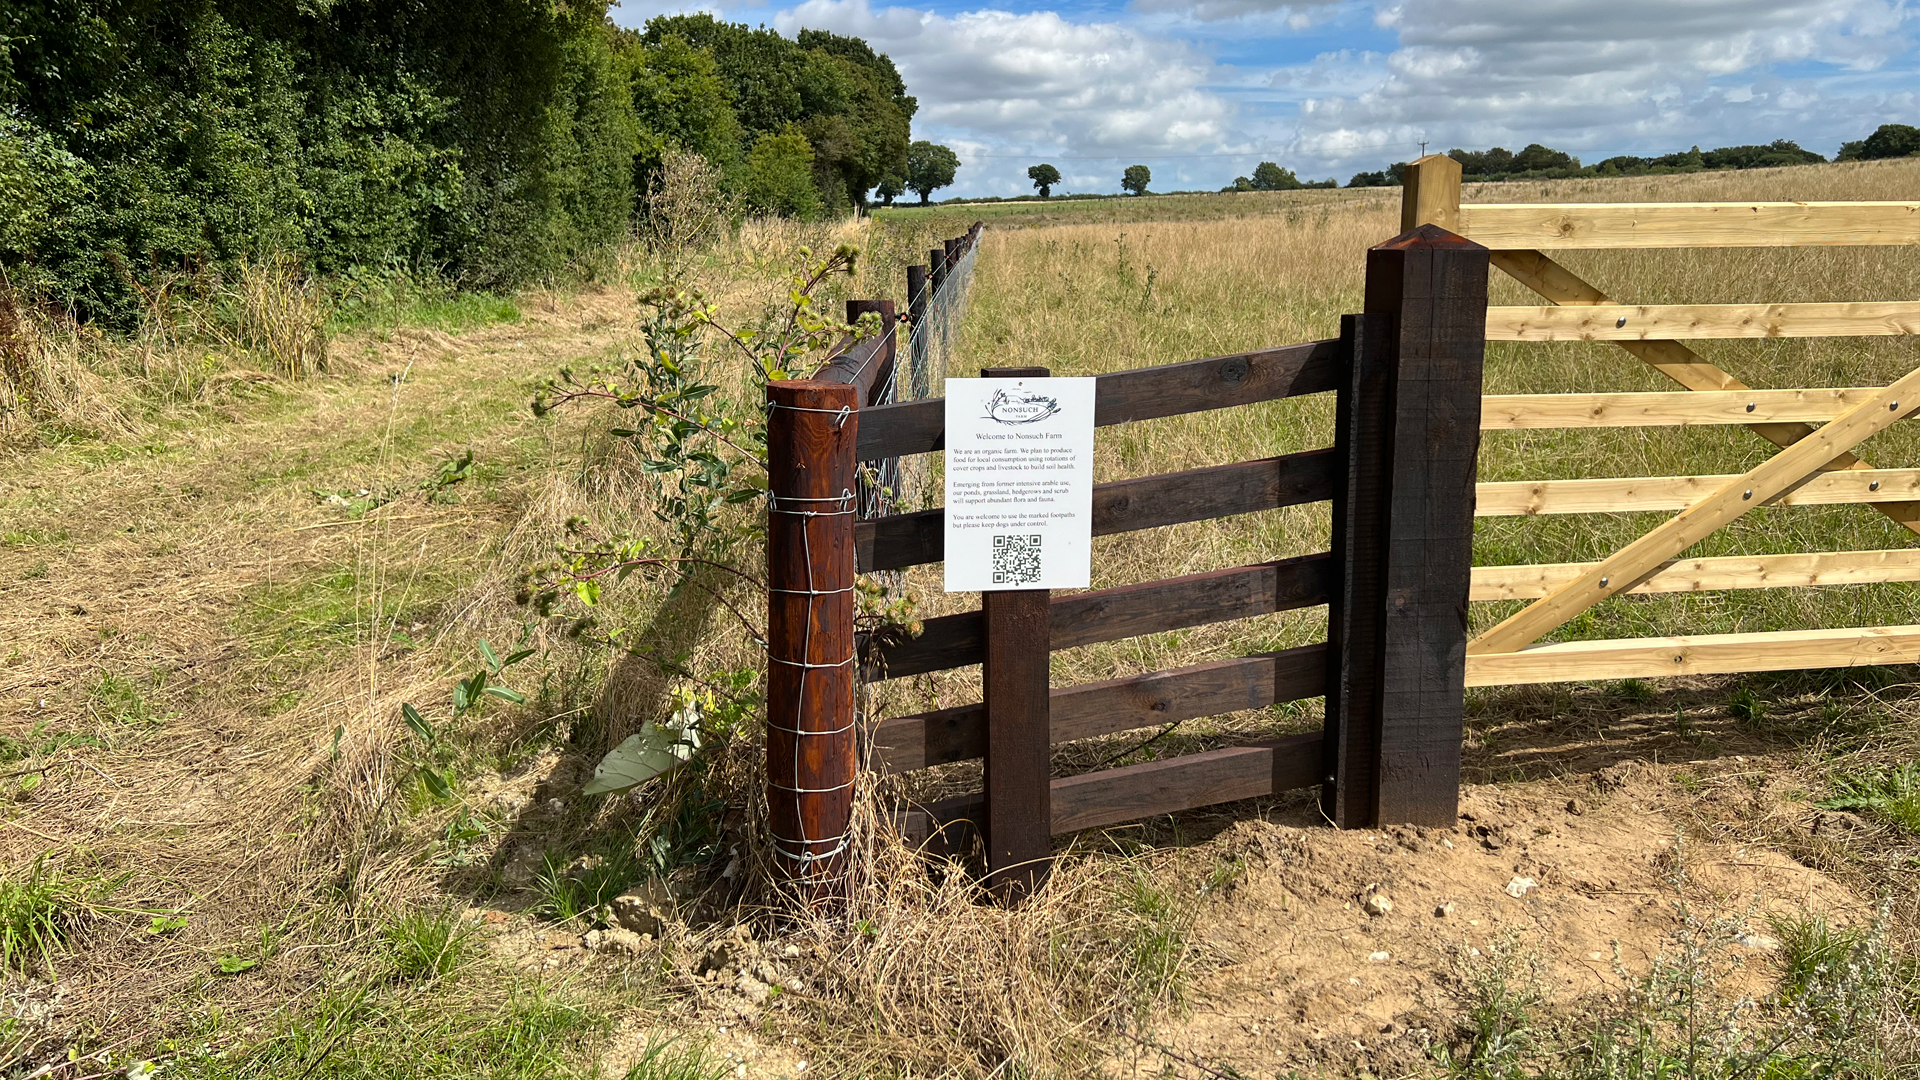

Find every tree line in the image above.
[950,123,1917,208]
[0,1,934,324]
[1349,124,1919,188]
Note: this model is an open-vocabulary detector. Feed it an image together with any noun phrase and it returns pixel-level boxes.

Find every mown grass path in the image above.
[0,288,636,1032]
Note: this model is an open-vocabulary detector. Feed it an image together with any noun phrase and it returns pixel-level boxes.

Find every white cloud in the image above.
[775,0,1240,192]
[1286,0,1916,167]
[1124,0,1342,26]
[622,0,1919,195]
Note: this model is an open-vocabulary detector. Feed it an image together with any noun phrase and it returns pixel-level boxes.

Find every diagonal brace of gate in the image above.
[1470,362,1920,655]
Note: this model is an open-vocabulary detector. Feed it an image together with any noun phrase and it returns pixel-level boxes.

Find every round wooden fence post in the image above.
[905,265,930,397]
[929,247,949,295]
[765,379,860,897]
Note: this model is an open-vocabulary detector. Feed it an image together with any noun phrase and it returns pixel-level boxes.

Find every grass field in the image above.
[3,160,1919,1080]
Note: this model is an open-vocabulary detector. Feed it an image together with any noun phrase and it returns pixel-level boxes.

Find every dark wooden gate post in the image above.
[981,364,1053,899]
[905,265,929,396]
[765,379,860,895]
[1324,224,1488,828]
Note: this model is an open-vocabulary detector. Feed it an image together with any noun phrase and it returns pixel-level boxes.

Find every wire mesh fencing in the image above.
[858,225,982,522]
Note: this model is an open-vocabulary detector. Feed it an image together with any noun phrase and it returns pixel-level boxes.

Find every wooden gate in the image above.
[765,226,1492,893]
[1395,155,1920,685]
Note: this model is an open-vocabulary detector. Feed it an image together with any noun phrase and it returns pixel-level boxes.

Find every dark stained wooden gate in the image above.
[765,224,1490,891]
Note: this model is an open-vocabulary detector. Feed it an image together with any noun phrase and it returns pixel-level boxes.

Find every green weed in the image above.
[0,527,67,547]
[1114,868,1191,1017]
[382,905,473,981]
[164,984,603,1080]
[89,673,166,724]
[1727,685,1767,726]
[0,856,124,976]
[620,1037,730,1080]
[1815,762,1920,832]
[1434,933,1546,1080]
[0,721,104,764]
[533,845,649,925]
[1768,912,1874,1001]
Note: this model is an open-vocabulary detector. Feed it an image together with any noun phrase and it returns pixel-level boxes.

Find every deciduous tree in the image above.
[1861,123,1920,160]
[1121,164,1151,195]
[1027,163,1061,197]
[1250,161,1302,190]
[906,141,959,204]
[742,127,822,219]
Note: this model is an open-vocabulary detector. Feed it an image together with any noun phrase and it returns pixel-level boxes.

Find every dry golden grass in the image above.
[0,260,330,448]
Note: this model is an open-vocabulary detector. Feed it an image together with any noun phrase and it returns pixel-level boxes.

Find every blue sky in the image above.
[612,0,1919,198]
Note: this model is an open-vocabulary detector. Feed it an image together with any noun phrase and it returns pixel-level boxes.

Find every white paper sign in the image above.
[943,377,1096,592]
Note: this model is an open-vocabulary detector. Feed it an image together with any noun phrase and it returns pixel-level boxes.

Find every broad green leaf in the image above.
[505,647,536,666]
[477,639,500,672]
[483,685,526,704]
[581,722,701,796]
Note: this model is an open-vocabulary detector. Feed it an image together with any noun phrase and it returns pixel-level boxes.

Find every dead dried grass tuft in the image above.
[0,255,334,448]
[0,286,134,444]
[214,254,330,378]
[772,797,1194,1078]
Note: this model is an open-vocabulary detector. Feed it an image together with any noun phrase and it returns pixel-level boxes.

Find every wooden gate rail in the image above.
[1472,549,1920,600]
[1451,201,1920,249]
[1476,468,1920,516]
[871,644,1329,771]
[854,338,1343,460]
[902,732,1326,843]
[862,553,1332,680]
[1467,625,1920,686]
[1480,388,1888,428]
[1486,301,1920,341]
[856,449,1338,572]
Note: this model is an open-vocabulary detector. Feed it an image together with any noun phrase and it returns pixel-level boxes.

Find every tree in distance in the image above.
[874,173,905,206]
[1250,161,1303,190]
[907,141,960,204]
[1859,123,1920,160]
[1027,163,1062,198]
[1121,164,1151,195]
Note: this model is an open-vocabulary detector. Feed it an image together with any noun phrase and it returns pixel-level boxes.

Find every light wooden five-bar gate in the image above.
[1396,155,1920,684]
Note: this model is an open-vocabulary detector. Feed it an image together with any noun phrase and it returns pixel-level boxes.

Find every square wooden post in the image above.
[1324,311,1393,827]
[1325,225,1489,828]
[981,364,1053,899]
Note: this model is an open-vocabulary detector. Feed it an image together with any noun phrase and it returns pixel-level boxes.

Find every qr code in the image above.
[991,534,1043,585]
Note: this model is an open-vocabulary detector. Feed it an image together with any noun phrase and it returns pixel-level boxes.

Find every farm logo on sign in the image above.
[983,388,1061,425]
